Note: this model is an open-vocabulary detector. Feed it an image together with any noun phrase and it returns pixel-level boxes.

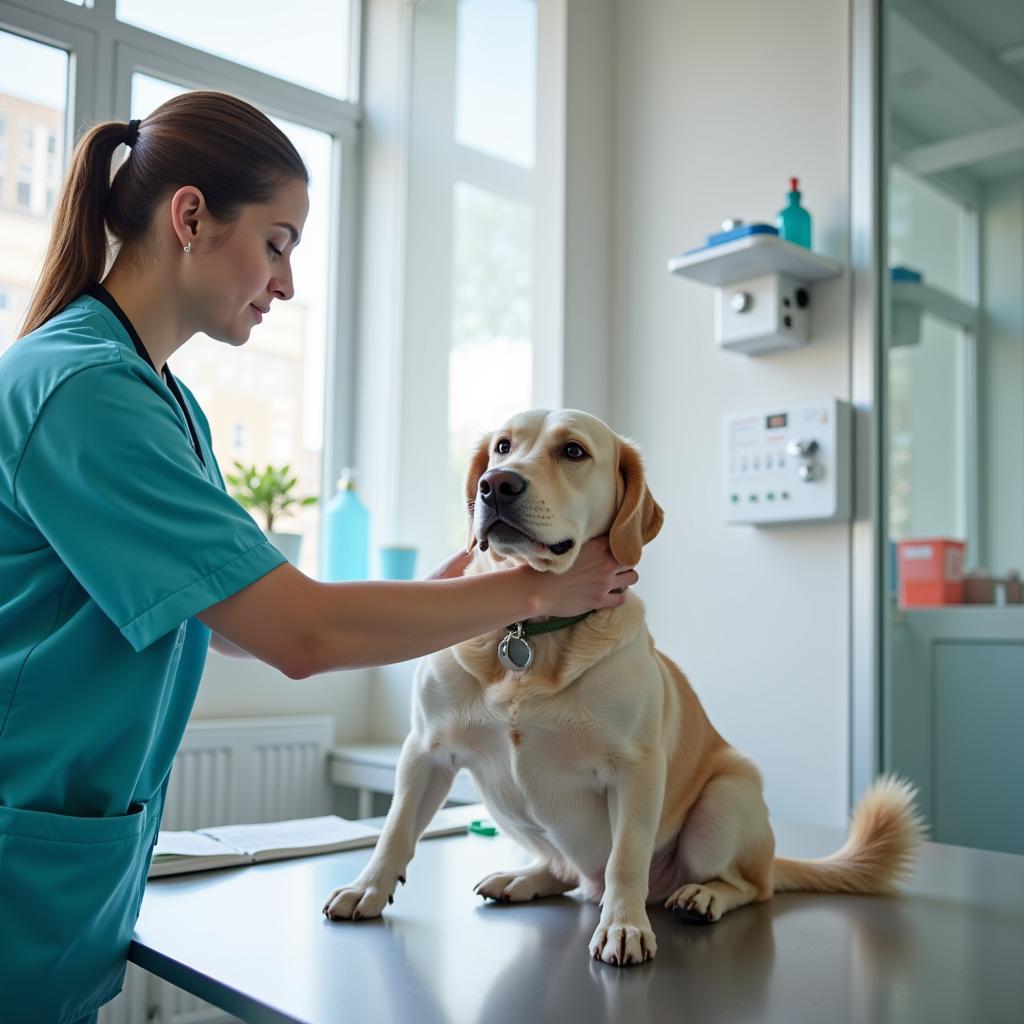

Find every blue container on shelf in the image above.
[706,222,778,247]
[683,221,778,256]
[323,468,369,581]
[891,265,923,283]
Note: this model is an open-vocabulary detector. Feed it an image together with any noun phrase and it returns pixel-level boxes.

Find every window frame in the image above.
[0,0,363,512]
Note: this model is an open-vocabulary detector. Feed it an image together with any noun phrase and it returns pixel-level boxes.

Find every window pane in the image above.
[455,0,536,167]
[117,0,353,100]
[448,182,532,548]
[888,318,968,542]
[889,166,971,301]
[131,73,184,116]
[0,31,68,355]
[131,76,334,578]
[887,166,972,552]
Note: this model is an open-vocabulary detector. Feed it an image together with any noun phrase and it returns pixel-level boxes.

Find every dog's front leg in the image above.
[323,735,455,920]
[589,751,666,966]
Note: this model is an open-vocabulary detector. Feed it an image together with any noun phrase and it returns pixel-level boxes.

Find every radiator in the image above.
[99,715,336,1024]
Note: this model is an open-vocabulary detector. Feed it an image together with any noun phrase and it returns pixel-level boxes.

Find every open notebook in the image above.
[149,804,487,878]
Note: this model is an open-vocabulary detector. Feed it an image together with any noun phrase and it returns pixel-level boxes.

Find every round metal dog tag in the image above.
[498,629,533,672]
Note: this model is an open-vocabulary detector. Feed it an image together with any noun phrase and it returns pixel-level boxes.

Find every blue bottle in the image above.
[324,468,369,581]
[776,176,812,249]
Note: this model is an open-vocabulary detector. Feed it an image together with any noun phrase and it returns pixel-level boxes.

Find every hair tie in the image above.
[125,119,141,149]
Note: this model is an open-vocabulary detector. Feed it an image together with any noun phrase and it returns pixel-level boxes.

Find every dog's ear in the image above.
[464,433,492,552]
[609,439,664,566]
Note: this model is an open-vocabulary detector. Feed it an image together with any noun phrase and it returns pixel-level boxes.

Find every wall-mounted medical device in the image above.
[668,231,843,355]
[723,398,852,525]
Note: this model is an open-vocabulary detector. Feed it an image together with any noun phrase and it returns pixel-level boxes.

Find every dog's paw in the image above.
[322,880,396,921]
[588,917,657,966]
[665,883,722,922]
[473,867,568,902]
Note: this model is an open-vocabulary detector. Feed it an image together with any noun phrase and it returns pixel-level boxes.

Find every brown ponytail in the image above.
[20,90,309,338]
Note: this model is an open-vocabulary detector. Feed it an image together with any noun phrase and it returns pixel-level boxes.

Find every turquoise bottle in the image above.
[324,468,369,581]
[776,176,812,249]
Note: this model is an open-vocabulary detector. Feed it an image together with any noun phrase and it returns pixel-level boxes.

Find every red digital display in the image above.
[766,413,788,429]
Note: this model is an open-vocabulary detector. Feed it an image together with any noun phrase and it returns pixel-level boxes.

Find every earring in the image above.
[183,242,192,254]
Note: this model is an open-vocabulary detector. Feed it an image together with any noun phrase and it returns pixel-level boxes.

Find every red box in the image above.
[897,538,965,607]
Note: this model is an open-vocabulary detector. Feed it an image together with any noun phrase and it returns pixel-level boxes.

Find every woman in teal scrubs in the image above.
[0,91,636,1023]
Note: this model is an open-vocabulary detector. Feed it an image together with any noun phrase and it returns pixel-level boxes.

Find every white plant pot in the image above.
[267,530,302,565]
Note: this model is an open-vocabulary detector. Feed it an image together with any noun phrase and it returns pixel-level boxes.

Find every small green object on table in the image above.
[468,819,498,837]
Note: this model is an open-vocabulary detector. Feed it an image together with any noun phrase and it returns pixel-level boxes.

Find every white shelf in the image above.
[667,233,844,287]
[891,279,978,332]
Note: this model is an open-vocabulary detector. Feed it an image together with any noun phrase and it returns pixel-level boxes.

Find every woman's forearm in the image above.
[199,561,539,676]
[297,568,540,675]
[197,537,635,678]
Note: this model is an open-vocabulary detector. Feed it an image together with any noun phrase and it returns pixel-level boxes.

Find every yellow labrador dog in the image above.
[324,409,923,966]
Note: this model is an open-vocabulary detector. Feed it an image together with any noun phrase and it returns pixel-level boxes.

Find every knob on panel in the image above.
[787,438,819,458]
[730,291,753,313]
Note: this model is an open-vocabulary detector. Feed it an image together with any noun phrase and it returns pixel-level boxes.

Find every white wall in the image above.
[609,0,853,828]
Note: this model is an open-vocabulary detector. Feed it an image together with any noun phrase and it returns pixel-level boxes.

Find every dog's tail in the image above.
[772,775,926,895]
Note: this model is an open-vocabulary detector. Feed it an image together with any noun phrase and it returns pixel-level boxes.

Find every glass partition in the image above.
[881,0,1024,854]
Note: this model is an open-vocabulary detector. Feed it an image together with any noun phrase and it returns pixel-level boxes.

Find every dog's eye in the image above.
[495,438,512,455]
[564,442,588,460]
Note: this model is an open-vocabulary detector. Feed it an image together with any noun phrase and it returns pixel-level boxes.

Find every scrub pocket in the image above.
[0,798,158,1024]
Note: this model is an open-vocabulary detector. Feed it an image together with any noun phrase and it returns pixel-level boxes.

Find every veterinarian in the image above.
[0,90,638,1024]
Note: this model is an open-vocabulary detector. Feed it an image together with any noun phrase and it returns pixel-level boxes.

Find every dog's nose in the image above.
[478,469,527,509]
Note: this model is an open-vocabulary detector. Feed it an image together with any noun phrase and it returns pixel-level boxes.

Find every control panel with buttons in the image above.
[723,398,852,525]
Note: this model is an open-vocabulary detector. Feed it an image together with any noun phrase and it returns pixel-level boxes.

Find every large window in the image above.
[0,0,359,579]
[402,0,538,564]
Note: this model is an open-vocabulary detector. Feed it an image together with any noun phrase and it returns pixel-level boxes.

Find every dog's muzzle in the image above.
[475,470,575,556]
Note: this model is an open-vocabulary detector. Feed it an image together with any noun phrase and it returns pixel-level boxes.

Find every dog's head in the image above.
[464,409,663,572]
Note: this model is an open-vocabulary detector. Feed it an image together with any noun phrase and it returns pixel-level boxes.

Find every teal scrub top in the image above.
[0,291,287,1023]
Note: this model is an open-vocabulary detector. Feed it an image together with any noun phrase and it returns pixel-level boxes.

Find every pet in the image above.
[324,409,923,966]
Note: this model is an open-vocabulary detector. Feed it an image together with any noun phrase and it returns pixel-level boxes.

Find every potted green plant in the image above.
[225,462,317,565]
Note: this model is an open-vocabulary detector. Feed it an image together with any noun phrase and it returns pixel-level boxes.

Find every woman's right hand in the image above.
[531,536,638,618]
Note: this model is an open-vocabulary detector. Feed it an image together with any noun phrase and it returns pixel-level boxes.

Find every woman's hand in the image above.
[532,536,638,618]
[424,549,474,581]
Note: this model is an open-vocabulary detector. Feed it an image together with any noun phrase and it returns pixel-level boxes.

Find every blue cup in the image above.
[379,545,418,580]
